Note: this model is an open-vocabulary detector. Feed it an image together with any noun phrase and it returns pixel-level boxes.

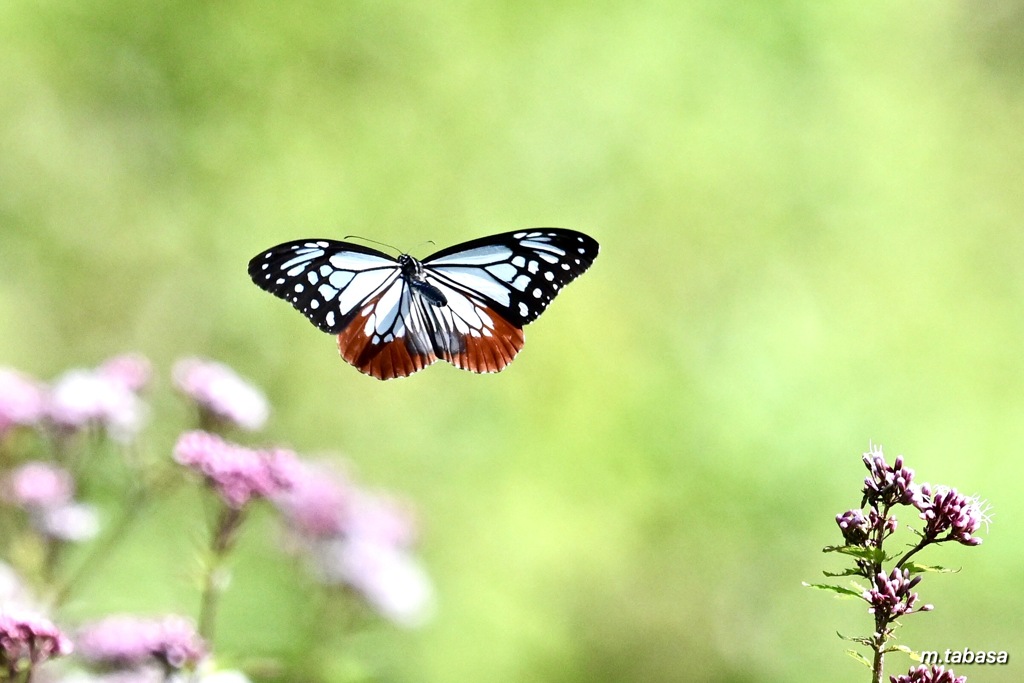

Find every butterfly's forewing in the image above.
[247,239,400,334]
[417,228,598,374]
[423,229,599,326]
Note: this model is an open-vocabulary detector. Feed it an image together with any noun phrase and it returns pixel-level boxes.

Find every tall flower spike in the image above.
[174,431,296,508]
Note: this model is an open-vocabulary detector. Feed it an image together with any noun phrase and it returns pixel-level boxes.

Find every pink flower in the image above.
[274,462,355,538]
[915,484,989,546]
[0,368,46,434]
[313,537,434,627]
[37,502,100,542]
[77,614,205,670]
[0,611,72,675]
[3,462,74,508]
[174,431,296,508]
[890,665,967,683]
[47,367,147,443]
[346,490,418,549]
[98,353,153,393]
[172,358,269,431]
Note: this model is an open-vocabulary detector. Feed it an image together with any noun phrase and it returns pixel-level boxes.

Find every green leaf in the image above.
[902,561,960,574]
[823,567,869,578]
[823,545,888,563]
[802,582,864,598]
[844,649,873,668]
[890,644,917,658]
[837,631,873,647]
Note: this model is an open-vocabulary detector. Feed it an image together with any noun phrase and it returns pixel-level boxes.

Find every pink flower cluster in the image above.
[76,614,206,671]
[48,354,151,443]
[275,461,432,626]
[862,445,919,508]
[174,431,297,508]
[2,462,99,542]
[0,355,151,443]
[3,462,73,508]
[0,369,46,434]
[863,568,932,620]
[915,485,987,547]
[172,357,269,431]
[0,611,72,675]
[890,665,967,683]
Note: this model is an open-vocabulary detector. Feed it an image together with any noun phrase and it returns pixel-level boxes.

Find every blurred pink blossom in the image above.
[172,358,269,431]
[0,610,72,673]
[0,368,46,434]
[76,614,205,670]
[276,460,431,626]
[37,502,100,542]
[47,365,147,443]
[98,353,153,393]
[274,462,355,538]
[3,462,73,508]
[314,537,434,627]
[174,431,296,508]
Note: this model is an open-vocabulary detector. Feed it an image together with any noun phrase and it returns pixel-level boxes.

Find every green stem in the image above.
[52,468,180,607]
[197,505,245,645]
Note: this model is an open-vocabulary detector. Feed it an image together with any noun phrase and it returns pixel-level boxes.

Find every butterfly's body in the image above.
[249,229,598,380]
[398,254,448,307]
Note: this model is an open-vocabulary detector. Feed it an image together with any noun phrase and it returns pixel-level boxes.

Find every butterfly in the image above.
[248,229,599,380]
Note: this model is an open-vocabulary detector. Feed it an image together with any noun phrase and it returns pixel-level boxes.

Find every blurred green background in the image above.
[2,1,1023,681]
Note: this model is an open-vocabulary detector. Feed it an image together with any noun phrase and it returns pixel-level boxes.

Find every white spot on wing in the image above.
[428,245,513,267]
[537,252,559,264]
[329,271,354,289]
[280,250,323,272]
[328,252,394,270]
[510,274,530,291]
[426,268,511,307]
[486,263,517,282]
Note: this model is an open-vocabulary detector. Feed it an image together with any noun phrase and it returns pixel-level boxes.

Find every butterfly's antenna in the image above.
[413,240,436,252]
[344,235,403,255]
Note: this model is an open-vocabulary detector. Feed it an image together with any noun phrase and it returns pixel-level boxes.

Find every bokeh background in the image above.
[2,1,1023,681]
